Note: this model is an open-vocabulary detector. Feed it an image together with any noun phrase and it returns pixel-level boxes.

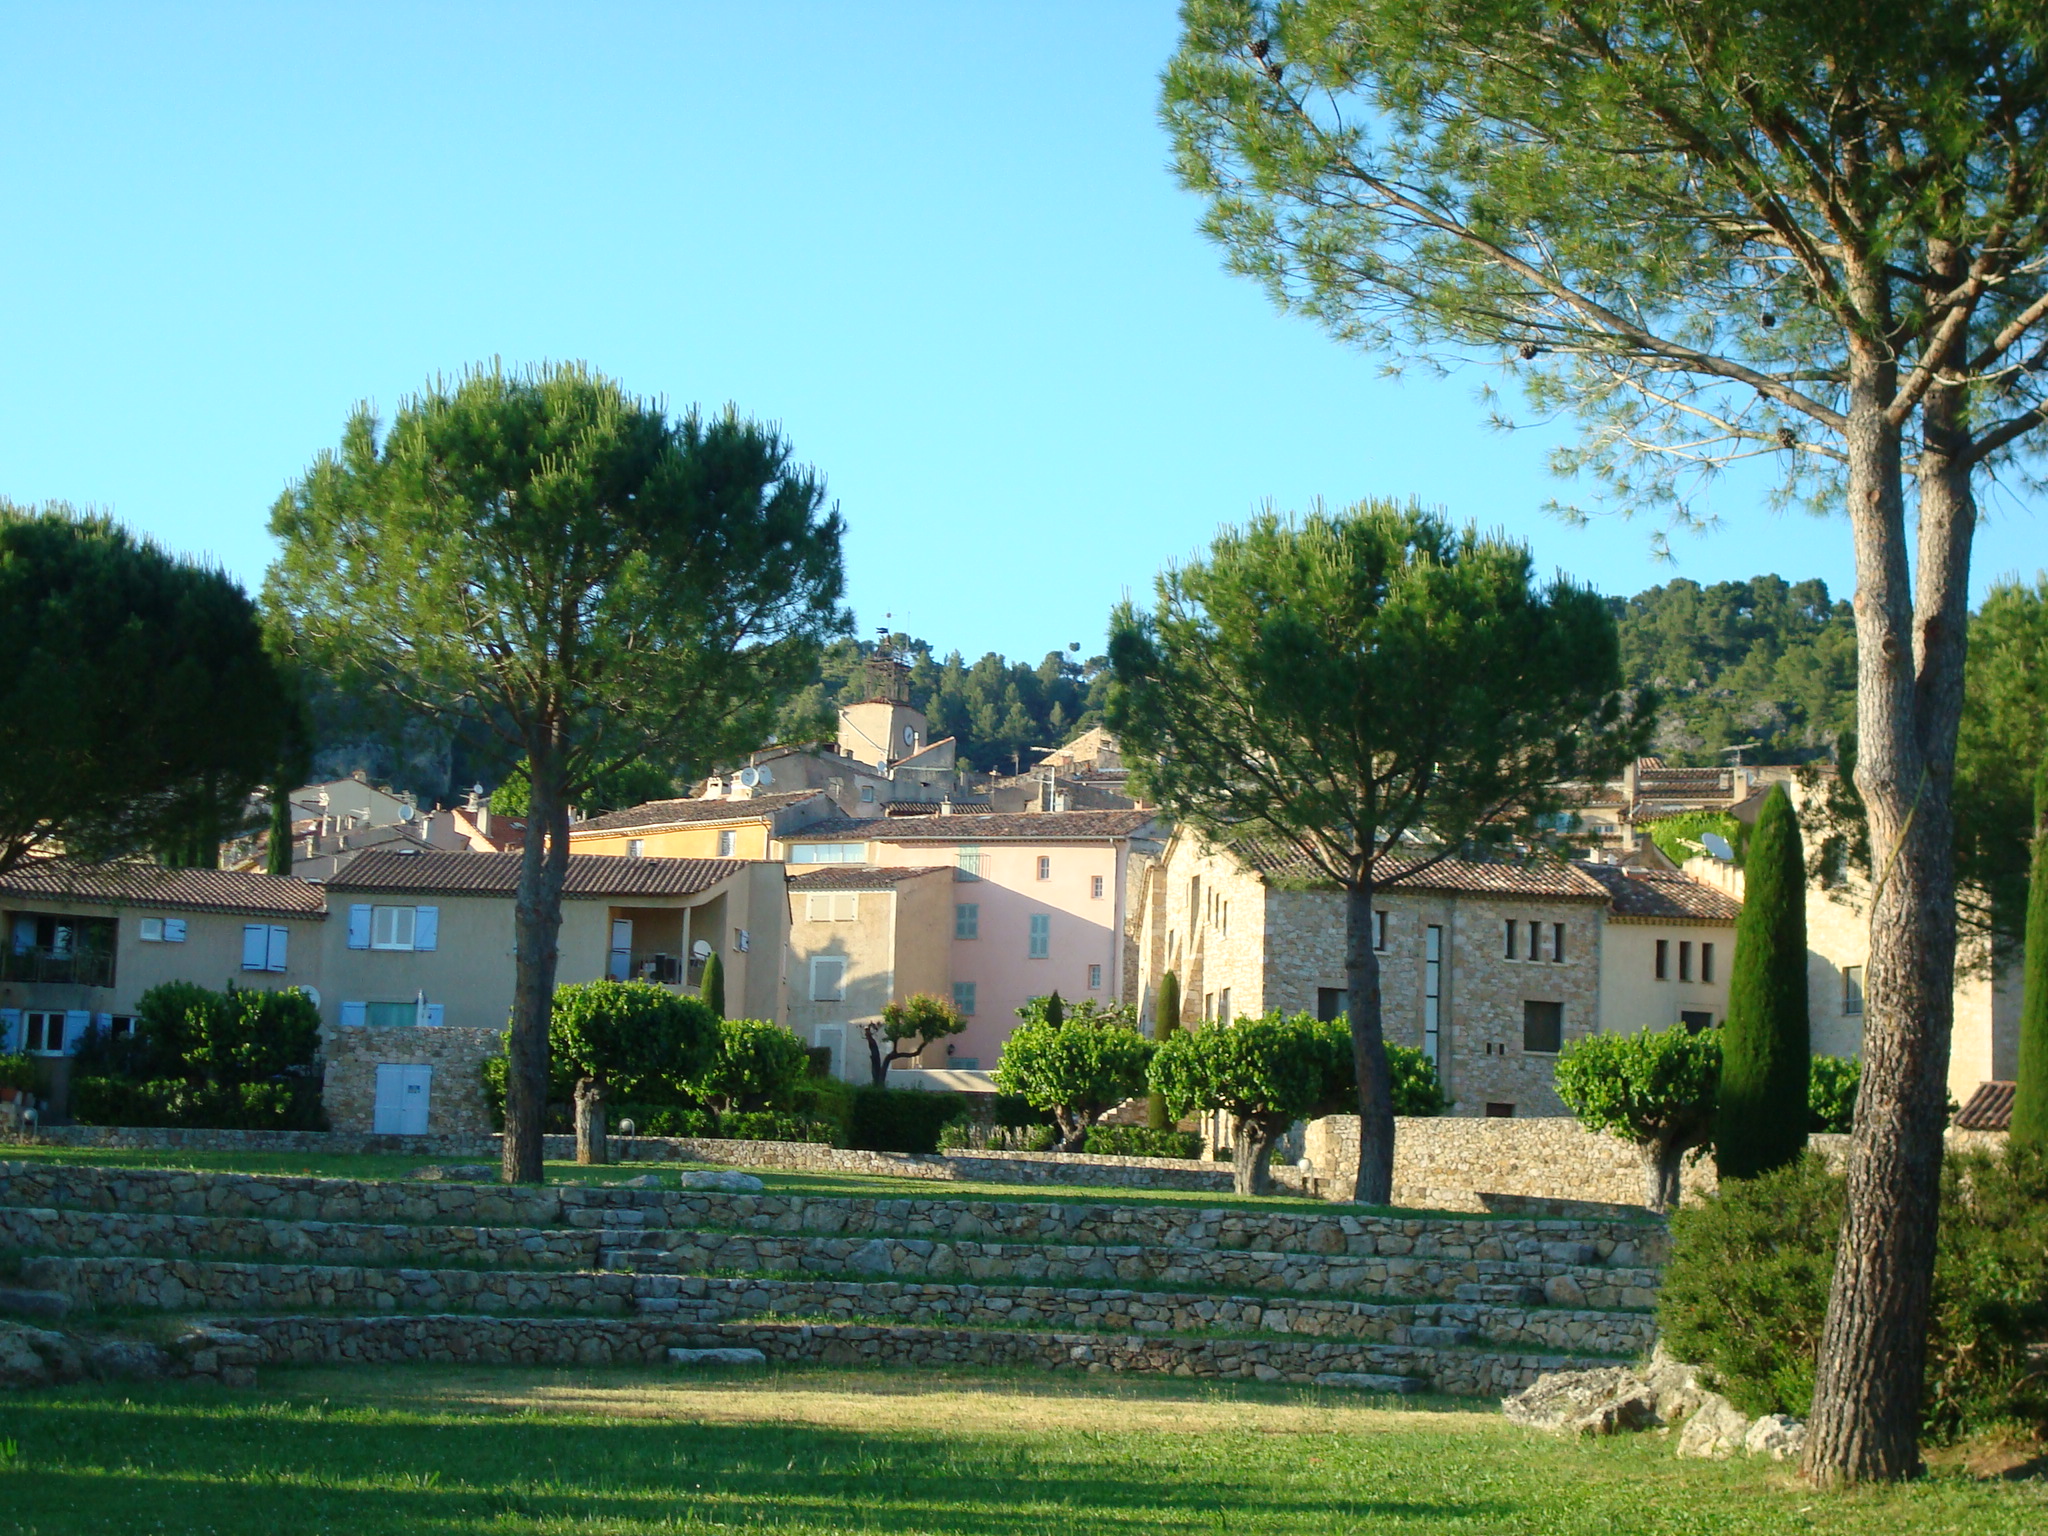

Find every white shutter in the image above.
[806,894,828,922]
[242,925,269,971]
[163,918,187,942]
[62,1010,90,1055]
[340,1000,367,1028]
[266,926,289,972]
[424,1003,445,1026]
[833,894,858,921]
[347,905,372,949]
[413,906,438,952]
[0,1010,21,1054]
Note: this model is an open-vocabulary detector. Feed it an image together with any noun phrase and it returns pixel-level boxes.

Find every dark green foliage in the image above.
[2014,760,2048,1151]
[70,982,323,1130]
[1956,579,2048,949]
[548,981,717,1099]
[860,993,967,1085]
[993,1003,1152,1150]
[1147,970,1182,1132]
[1809,1055,1862,1134]
[1385,1044,1447,1118]
[847,1087,971,1154]
[698,952,725,1020]
[689,1017,810,1115]
[1149,1011,1349,1193]
[1717,786,1811,1180]
[1661,1147,2048,1438]
[487,757,679,819]
[265,788,293,876]
[1082,1125,1204,1159]
[1553,1025,1721,1210]
[0,503,301,875]
[1300,1019,1443,1117]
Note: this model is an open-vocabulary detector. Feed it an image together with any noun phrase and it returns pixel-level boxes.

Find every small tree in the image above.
[858,993,967,1086]
[2013,763,2048,1151]
[1306,1012,1446,1119]
[1718,785,1812,1180]
[1149,1011,1337,1195]
[699,951,726,1020]
[690,1016,810,1119]
[1147,970,1182,1132]
[550,981,716,1164]
[1110,502,1644,1204]
[1810,1056,1862,1136]
[1555,1026,1722,1212]
[993,1003,1152,1151]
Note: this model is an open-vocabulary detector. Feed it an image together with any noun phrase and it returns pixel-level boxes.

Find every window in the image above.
[790,842,863,864]
[1655,938,1669,980]
[1552,923,1566,964]
[1678,941,1693,983]
[717,830,738,858]
[1701,941,1715,983]
[24,1011,69,1055]
[1203,992,1214,1020]
[138,916,185,943]
[106,1015,136,1039]
[1679,1009,1715,1032]
[1522,1000,1564,1054]
[241,924,289,973]
[805,893,858,922]
[951,1057,980,1070]
[952,981,977,1016]
[1028,913,1050,959]
[1317,987,1347,1022]
[1527,921,1541,961]
[1088,963,1103,990]
[860,784,876,803]
[1424,924,1444,1066]
[956,847,983,881]
[1221,900,1229,937]
[1842,965,1865,1015]
[625,838,645,858]
[372,905,415,951]
[809,957,846,1002]
[1217,987,1232,1022]
[955,903,979,940]
[1036,856,1051,881]
[1485,1102,1516,1119]
[1504,919,1517,959]
[3,914,115,987]
[365,1001,422,1029]
[1189,876,1200,922]
[1090,875,1104,900]
[1373,910,1388,951]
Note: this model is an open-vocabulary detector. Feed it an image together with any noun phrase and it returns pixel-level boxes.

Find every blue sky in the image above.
[2,2,2039,663]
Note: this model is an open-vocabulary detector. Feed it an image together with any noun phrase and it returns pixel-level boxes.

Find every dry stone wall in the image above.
[322,1025,502,1137]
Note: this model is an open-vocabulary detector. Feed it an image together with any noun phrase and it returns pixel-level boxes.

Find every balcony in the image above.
[1,944,115,989]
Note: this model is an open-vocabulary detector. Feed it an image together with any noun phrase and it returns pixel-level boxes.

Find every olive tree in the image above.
[857,993,967,1086]
[993,1002,1152,1151]
[266,362,846,1182]
[1165,1,2048,1480]
[549,981,716,1164]
[691,1016,810,1118]
[1554,1025,1722,1213]
[1149,1010,1341,1195]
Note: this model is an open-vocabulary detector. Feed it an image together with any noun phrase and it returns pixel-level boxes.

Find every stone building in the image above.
[1131,829,1739,1118]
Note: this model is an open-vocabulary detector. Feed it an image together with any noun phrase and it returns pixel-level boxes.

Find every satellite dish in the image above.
[399,804,415,821]
[1701,832,1736,861]
[754,765,773,786]
[903,726,917,745]
[735,767,761,788]
[691,939,713,961]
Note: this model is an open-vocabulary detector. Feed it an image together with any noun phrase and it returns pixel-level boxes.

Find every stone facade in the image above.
[320,1024,502,1136]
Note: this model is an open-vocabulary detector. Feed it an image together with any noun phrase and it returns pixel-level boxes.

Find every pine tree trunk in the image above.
[1231,1114,1280,1196]
[1345,881,1395,1205]
[1805,346,1971,1484]
[504,744,569,1186]
[573,1077,607,1165]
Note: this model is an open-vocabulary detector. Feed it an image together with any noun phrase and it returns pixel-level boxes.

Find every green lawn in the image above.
[0,1365,2034,1534]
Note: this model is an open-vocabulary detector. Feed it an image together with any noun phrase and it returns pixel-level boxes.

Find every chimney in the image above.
[938,799,953,816]
[477,806,493,838]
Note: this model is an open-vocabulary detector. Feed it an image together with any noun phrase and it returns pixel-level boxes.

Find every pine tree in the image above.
[1147,970,1181,1132]
[2010,762,2048,1150]
[699,951,725,1020]
[1717,783,1811,1179]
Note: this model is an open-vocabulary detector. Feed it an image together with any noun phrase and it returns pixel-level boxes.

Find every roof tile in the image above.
[0,862,327,919]
[326,850,742,899]
[792,810,1158,843]
[787,866,948,890]
[572,790,823,835]
[1953,1080,2015,1132]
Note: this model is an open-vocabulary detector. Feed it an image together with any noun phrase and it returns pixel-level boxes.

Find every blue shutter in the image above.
[162,917,187,943]
[339,1001,367,1028]
[62,1010,91,1055]
[413,906,438,952]
[0,1010,19,1054]
[242,925,269,971]
[266,926,289,972]
[347,905,372,949]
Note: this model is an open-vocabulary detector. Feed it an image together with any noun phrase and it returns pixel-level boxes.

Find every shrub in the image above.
[1150,1011,1338,1194]
[1716,784,1810,1180]
[1807,1054,1860,1132]
[1386,1043,1447,1117]
[1082,1124,1203,1159]
[552,981,717,1102]
[791,1075,857,1142]
[857,992,967,1085]
[69,983,323,1131]
[1300,1019,1445,1118]
[1659,1144,2048,1438]
[992,1004,1152,1150]
[1553,1024,1720,1211]
[0,1054,35,1093]
[848,1086,967,1153]
[689,1017,810,1114]
[938,1120,1058,1153]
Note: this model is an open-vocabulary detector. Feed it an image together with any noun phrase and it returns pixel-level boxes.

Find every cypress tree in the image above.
[2011,761,2048,1150]
[1717,783,1811,1179]
[1043,990,1064,1027]
[1147,970,1181,1131]
[266,788,293,877]
[699,951,725,1020]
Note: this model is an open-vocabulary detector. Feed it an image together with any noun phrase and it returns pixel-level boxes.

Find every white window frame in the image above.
[810,956,846,1002]
[23,1011,66,1056]
[790,842,863,864]
[1036,856,1051,881]
[625,838,646,857]
[718,829,738,858]
[1842,964,1865,1015]
[1088,963,1102,990]
[1090,874,1104,899]
[371,905,417,951]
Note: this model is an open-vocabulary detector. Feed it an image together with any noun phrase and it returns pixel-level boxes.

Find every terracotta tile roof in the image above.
[1234,840,1612,900]
[787,866,947,890]
[572,790,823,835]
[0,862,327,919]
[882,799,991,816]
[1954,1080,2015,1132]
[794,810,1159,844]
[326,850,741,899]
[1576,864,1744,924]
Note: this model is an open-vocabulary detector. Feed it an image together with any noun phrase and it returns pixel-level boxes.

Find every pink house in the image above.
[774,808,1161,1069]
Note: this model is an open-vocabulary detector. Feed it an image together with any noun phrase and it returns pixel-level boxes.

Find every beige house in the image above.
[0,864,327,1114]
[785,866,953,1081]
[317,850,789,1135]
[1133,830,1738,1118]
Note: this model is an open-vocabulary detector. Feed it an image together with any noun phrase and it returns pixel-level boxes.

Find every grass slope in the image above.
[0,1365,2035,1535]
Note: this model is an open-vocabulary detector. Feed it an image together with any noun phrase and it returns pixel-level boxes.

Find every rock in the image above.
[1541,1274,1587,1307]
[675,1171,765,1193]
[88,1339,168,1380]
[1744,1413,1805,1462]
[1641,1343,1710,1423]
[409,1164,497,1183]
[1676,1393,1750,1459]
[0,1324,82,1389]
[1314,1371,1425,1394]
[621,1175,663,1189]
[0,1287,70,1321]
[667,1347,767,1367]
[1503,1366,1660,1436]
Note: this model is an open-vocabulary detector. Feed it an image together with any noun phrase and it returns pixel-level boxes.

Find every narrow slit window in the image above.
[1552,923,1566,963]
[1701,941,1714,983]
[1655,939,1669,980]
[1679,941,1693,982]
[1504,919,1517,960]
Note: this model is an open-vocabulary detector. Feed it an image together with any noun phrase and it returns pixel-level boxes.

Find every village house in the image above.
[568,788,837,860]
[784,865,953,1080]
[0,864,327,1116]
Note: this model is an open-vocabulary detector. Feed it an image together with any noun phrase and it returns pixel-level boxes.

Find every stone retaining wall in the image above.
[322,1026,502,1138]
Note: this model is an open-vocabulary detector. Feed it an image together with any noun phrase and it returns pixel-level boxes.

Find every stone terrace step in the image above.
[24,1254,1658,1358]
[0,1163,1665,1267]
[601,1230,1661,1309]
[221,1312,1630,1397]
